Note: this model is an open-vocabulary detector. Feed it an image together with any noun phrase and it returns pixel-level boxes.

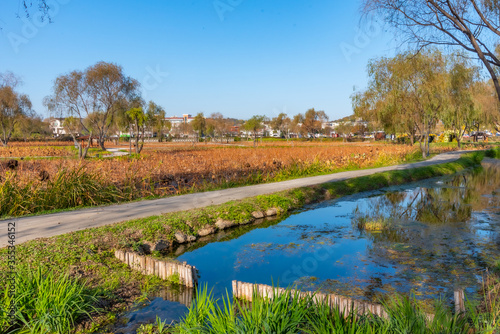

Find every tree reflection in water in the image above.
[350,163,500,301]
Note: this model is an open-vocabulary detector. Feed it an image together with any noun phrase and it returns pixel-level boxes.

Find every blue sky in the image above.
[0,0,398,120]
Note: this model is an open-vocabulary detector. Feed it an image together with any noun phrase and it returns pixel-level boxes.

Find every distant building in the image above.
[48,118,67,137]
[229,125,240,135]
[165,114,194,127]
[46,117,85,137]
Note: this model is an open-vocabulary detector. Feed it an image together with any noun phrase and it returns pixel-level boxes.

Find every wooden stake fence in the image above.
[232,281,388,318]
[115,250,198,288]
[155,287,194,308]
[232,281,467,320]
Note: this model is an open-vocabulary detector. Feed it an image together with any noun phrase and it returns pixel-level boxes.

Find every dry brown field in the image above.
[1,143,428,195]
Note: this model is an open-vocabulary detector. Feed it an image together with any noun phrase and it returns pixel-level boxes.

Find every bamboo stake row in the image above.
[156,287,194,308]
[232,280,387,318]
[115,250,198,288]
[232,281,467,320]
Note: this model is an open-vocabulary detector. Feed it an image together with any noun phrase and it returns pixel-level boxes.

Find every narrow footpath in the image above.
[0,150,472,247]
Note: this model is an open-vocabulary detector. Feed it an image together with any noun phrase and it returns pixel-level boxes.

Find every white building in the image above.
[165,114,194,126]
[48,118,67,137]
[47,117,85,137]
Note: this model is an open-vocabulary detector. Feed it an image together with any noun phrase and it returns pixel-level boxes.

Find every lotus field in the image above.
[0,142,444,217]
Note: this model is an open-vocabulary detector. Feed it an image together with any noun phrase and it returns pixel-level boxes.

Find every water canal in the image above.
[111,161,500,332]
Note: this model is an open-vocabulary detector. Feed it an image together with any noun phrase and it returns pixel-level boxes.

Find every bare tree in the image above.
[208,112,228,142]
[362,0,500,102]
[271,113,292,139]
[49,61,139,151]
[44,96,92,159]
[301,108,328,138]
[19,1,51,18]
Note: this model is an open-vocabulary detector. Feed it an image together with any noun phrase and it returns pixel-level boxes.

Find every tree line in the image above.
[352,49,499,157]
[0,62,336,157]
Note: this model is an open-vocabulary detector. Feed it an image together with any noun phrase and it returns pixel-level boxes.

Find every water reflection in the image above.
[108,286,194,334]
[349,163,500,300]
[113,162,500,329]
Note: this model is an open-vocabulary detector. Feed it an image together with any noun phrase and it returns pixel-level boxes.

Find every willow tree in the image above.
[354,56,418,145]
[362,0,500,103]
[353,50,447,157]
[0,73,32,146]
[49,62,139,151]
[472,80,500,132]
[191,112,206,143]
[442,55,481,148]
[127,106,148,154]
[146,101,167,142]
[244,115,265,147]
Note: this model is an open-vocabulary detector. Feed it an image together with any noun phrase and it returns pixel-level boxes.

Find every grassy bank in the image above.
[0,153,484,333]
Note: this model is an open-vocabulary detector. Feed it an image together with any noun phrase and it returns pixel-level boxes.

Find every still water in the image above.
[111,162,500,332]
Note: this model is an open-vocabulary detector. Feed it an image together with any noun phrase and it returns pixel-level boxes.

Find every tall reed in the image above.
[0,167,121,217]
[172,285,500,333]
[0,267,97,334]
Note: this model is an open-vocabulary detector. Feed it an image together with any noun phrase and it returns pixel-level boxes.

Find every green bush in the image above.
[485,149,498,159]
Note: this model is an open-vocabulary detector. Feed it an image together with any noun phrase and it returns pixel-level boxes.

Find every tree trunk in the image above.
[135,134,140,154]
[426,132,430,157]
[137,135,144,154]
[76,140,82,158]
[419,138,425,158]
[99,137,106,150]
[82,136,91,159]
[1,133,11,147]
[74,135,91,159]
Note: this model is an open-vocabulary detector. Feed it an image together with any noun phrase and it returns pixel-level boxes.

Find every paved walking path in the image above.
[0,150,474,247]
[106,147,129,157]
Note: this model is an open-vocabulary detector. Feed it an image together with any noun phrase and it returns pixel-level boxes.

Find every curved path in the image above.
[0,150,474,247]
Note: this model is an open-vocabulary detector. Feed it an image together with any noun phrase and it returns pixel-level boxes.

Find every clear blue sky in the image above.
[0,0,398,120]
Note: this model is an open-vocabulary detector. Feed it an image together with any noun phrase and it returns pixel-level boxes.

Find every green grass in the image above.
[485,148,500,159]
[1,267,98,334]
[169,284,498,333]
